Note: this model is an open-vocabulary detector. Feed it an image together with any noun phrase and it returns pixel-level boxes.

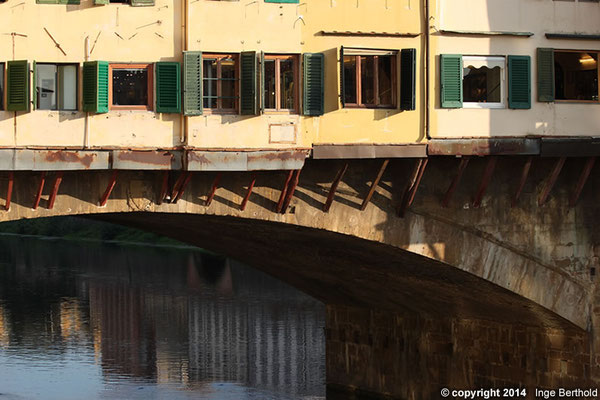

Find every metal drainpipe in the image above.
[84,36,90,149]
[180,0,188,145]
[425,0,431,140]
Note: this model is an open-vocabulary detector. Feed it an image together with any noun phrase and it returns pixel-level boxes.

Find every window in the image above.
[263,54,298,112]
[35,63,78,111]
[462,56,505,108]
[554,51,599,101]
[109,64,153,110]
[0,63,4,110]
[203,54,238,112]
[342,52,397,108]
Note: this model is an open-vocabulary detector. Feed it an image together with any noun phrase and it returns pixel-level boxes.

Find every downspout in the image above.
[424,0,430,140]
[84,36,90,149]
[180,0,188,145]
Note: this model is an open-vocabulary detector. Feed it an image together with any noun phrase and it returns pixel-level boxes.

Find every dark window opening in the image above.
[110,64,152,110]
[554,51,598,101]
[0,63,4,110]
[343,54,396,108]
[463,66,502,103]
[263,55,298,112]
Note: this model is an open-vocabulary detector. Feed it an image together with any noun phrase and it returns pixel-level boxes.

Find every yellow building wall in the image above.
[0,0,424,150]
[430,0,600,139]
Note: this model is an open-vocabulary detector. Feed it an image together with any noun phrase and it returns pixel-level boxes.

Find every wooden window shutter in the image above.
[32,61,37,111]
[508,55,531,109]
[183,51,202,116]
[260,51,265,113]
[440,54,462,108]
[537,48,555,102]
[7,60,29,112]
[340,46,345,107]
[240,51,258,115]
[156,62,181,113]
[303,53,324,116]
[130,0,154,6]
[400,48,416,111]
[94,0,109,5]
[82,61,109,114]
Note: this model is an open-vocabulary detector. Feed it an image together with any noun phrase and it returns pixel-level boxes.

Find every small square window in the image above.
[462,56,505,108]
[554,51,599,101]
[263,54,299,113]
[35,63,78,111]
[109,63,153,110]
[343,53,397,108]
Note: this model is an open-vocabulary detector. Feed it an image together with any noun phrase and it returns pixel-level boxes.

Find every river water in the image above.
[0,235,326,400]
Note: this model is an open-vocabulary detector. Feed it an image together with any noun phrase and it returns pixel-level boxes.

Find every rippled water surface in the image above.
[0,236,326,400]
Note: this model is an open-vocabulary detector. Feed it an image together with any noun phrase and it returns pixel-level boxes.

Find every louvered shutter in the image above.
[303,53,324,116]
[440,54,462,108]
[340,46,345,107]
[240,51,258,115]
[130,0,154,6]
[6,60,29,112]
[94,0,108,5]
[260,51,265,113]
[82,61,109,113]
[400,48,416,111]
[156,62,181,113]
[508,55,531,109]
[183,51,202,116]
[537,48,555,102]
[32,61,37,111]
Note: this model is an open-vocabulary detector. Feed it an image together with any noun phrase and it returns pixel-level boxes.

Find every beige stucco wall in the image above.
[431,0,600,139]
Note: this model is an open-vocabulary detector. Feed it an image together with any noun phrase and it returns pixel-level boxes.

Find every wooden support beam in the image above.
[472,156,497,208]
[569,157,596,207]
[360,159,389,211]
[538,157,566,206]
[33,171,46,210]
[275,170,294,213]
[511,156,533,208]
[173,172,192,203]
[442,157,470,208]
[281,169,301,213]
[170,172,187,201]
[205,172,222,207]
[323,163,349,213]
[47,172,64,210]
[5,172,13,211]
[99,170,118,207]
[240,173,257,211]
[158,171,169,205]
[397,158,428,217]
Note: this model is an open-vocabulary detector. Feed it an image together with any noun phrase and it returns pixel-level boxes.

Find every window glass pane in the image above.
[554,51,598,101]
[221,57,236,110]
[112,68,148,106]
[377,56,394,105]
[360,56,375,105]
[264,59,276,109]
[463,65,502,103]
[59,65,77,111]
[203,59,217,109]
[37,64,58,110]
[0,64,4,110]
[343,56,357,104]
[280,59,295,109]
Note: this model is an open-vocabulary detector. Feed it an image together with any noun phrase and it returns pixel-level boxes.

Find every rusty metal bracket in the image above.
[205,172,222,207]
[170,172,187,201]
[360,159,389,211]
[442,157,470,208]
[173,172,192,203]
[323,163,349,213]
[33,171,46,210]
[511,156,533,208]
[281,169,301,213]
[240,173,257,211]
[276,170,294,213]
[99,170,118,207]
[158,171,169,205]
[43,28,67,56]
[538,157,566,206]
[472,156,497,208]
[5,172,13,211]
[569,157,596,207]
[397,158,428,217]
[47,172,63,210]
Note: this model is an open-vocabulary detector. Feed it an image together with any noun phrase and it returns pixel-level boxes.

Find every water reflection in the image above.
[0,236,325,400]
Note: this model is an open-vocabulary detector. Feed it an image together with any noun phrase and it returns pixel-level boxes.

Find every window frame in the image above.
[343,54,397,109]
[263,54,299,114]
[202,53,239,114]
[109,63,153,111]
[553,49,600,104]
[0,63,4,111]
[35,62,79,112]
[462,55,506,109]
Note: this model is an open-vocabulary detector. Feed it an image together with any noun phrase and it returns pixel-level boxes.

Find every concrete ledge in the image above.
[186,149,309,171]
[428,138,540,156]
[112,150,182,170]
[541,138,600,157]
[312,144,427,159]
[0,149,110,170]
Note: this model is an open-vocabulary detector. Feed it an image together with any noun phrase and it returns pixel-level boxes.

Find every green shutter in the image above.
[400,48,416,111]
[265,0,299,3]
[131,0,154,6]
[303,53,324,116]
[260,51,265,113]
[240,51,257,115]
[59,0,80,4]
[537,48,555,102]
[183,51,202,116]
[82,61,108,114]
[37,0,80,4]
[340,46,345,107]
[6,60,29,112]
[94,0,109,4]
[155,62,181,113]
[508,55,531,109]
[32,61,37,111]
[440,54,462,108]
